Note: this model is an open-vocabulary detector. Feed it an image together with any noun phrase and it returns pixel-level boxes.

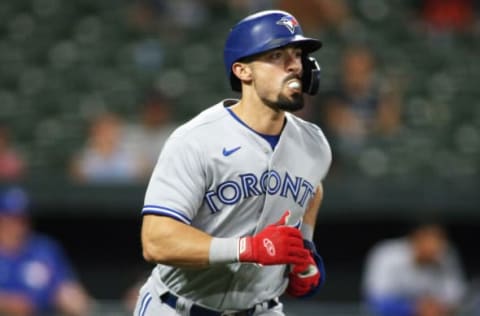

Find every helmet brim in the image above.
[265,36,322,54]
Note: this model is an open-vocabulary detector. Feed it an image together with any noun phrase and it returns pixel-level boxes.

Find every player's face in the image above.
[250,46,304,112]
[412,226,446,264]
[0,215,30,249]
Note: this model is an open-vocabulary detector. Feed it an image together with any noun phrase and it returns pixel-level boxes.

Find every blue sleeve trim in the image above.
[142,205,192,224]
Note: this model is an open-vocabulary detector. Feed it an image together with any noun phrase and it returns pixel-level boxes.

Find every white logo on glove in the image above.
[239,237,247,254]
[263,238,276,256]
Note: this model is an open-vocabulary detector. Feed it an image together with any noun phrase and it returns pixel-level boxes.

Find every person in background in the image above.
[0,125,26,181]
[409,0,477,37]
[362,221,467,316]
[318,45,402,170]
[69,112,145,184]
[123,90,179,178]
[0,186,93,316]
[278,0,352,35]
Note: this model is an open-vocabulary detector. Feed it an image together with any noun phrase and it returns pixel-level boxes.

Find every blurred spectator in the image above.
[0,186,93,316]
[278,0,352,34]
[127,0,166,33]
[225,0,274,16]
[127,0,208,34]
[0,125,26,181]
[69,112,145,184]
[362,221,467,316]
[410,0,477,37]
[121,268,150,313]
[318,45,402,170]
[123,90,179,177]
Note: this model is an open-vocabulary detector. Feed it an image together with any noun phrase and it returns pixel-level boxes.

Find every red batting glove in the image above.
[238,211,310,266]
[286,253,321,297]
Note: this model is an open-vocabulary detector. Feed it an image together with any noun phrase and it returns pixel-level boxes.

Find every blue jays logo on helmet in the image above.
[224,10,322,92]
[276,16,299,34]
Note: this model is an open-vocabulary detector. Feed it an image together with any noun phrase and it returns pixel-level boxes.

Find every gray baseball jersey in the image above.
[141,99,331,310]
[362,237,466,306]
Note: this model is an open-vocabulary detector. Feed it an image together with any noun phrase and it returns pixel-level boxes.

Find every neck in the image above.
[231,97,285,135]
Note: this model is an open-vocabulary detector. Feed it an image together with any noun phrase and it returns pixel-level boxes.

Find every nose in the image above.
[286,52,302,75]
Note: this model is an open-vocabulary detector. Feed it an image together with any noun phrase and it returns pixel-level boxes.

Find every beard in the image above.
[262,91,304,112]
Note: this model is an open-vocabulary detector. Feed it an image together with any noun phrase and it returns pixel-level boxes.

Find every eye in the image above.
[269,50,283,60]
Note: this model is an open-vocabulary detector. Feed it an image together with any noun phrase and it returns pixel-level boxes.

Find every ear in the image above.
[232,62,253,84]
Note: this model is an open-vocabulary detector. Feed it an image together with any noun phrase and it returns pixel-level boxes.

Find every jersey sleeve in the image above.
[315,126,332,182]
[299,118,332,184]
[142,134,206,224]
[363,243,403,296]
[439,247,467,305]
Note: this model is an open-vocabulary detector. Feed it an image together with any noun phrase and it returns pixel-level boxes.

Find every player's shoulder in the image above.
[286,112,331,153]
[25,234,64,255]
[169,99,236,141]
[286,113,327,140]
[369,238,410,263]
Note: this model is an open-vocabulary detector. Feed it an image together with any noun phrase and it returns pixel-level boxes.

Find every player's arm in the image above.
[141,212,310,269]
[142,215,212,268]
[54,281,93,316]
[301,184,323,241]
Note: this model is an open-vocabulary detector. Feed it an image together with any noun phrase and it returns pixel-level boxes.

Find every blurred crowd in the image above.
[1,0,480,315]
[1,88,178,185]
[0,0,479,183]
[68,90,177,184]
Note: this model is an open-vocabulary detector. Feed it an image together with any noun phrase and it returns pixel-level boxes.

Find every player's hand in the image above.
[286,253,321,297]
[287,240,325,298]
[238,210,310,265]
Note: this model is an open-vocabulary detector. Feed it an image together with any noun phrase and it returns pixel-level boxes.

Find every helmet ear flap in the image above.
[302,56,321,95]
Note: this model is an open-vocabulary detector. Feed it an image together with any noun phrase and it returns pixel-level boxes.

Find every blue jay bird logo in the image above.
[276,16,299,34]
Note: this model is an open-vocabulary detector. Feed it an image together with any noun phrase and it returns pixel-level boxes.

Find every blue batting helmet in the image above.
[224,10,322,93]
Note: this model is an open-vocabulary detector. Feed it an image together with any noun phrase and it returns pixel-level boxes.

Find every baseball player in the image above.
[0,186,92,315]
[134,10,332,316]
[362,223,467,316]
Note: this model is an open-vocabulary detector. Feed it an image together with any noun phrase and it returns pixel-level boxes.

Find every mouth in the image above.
[286,79,302,92]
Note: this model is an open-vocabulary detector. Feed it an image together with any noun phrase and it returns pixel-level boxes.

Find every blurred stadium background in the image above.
[1,0,480,315]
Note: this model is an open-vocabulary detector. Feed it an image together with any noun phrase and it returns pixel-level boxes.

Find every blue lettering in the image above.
[204,191,220,213]
[217,181,241,205]
[280,172,302,201]
[203,170,316,212]
[267,170,281,195]
[240,173,262,198]
[298,180,315,207]
[259,171,269,194]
